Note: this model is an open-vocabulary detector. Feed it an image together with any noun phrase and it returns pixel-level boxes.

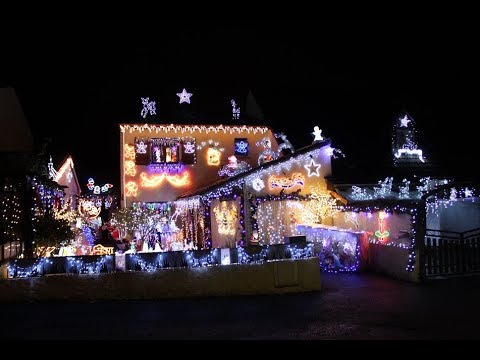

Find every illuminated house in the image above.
[0,87,66,261]
[48,155,82,210]
[179,139,334,249]
[113,111,480,282]
[119,123,334,250]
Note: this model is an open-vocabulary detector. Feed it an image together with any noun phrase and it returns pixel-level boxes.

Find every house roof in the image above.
[53,155,82,195]
[179,139,331,199]
[0,87,34,152]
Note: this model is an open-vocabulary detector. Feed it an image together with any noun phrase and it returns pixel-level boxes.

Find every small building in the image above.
[48,155,82,210]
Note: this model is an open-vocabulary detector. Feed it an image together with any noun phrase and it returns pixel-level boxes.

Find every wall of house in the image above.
[333,210,417,279]
[247,144,332,199]
[333,211,412,248]
[426,198,480,233]
[244,144,333,244]
[120,124,277,207]
[368,244,420,282]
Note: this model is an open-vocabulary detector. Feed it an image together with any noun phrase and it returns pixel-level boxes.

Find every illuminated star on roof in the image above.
[304,159,321,177]
[176,88,193,104]
[399,115,411,127]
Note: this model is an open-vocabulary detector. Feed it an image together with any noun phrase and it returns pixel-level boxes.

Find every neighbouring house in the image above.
[48,155,82,210]
[0,87,67,261]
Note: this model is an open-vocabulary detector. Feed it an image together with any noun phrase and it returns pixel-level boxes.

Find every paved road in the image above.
[4,273,480,339]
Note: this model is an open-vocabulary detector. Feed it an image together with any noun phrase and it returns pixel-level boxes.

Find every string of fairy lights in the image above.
[120,124,270,135]
[1,182,22,245]
[8,255,114,278]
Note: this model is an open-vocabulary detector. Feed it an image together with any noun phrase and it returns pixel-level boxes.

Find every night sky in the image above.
[1,24,476,189]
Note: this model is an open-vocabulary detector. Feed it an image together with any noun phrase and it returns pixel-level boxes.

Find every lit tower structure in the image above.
[392,112,426,167]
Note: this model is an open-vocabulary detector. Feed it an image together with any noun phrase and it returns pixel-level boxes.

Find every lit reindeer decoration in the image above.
[140,97,156,118]
[231,99,240,120]
[275,133,295,155]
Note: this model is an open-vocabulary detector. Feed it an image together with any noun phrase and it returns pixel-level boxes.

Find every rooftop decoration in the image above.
[392,113,426,164]
[373,177,393,198]
[312,126,323,141]
[231,99,240,120]
[140,97,156,118]
[275,133,295,155]
[176,88,193,104]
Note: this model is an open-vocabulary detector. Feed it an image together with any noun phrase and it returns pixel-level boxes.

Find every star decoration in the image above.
[304,159,321,177]
[312,126,323,141]
[399,115,411,127]
[136,141,148,154]
[176,88,193,104]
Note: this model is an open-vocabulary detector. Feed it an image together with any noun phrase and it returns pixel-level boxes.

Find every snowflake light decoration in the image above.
[176,88,193,104]
[252,177,265,192]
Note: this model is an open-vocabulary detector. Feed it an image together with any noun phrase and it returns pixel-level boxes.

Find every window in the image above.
[151,138,180,164]
[234,138,249,156]
[134,138,150,165]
